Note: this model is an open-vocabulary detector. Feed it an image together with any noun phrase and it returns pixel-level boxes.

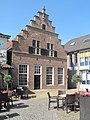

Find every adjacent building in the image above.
[64,34,90,90]
[8,7,67,90]
[0,33,13,89]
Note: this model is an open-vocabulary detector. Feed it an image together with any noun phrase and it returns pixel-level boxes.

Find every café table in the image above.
[57,94,66,110]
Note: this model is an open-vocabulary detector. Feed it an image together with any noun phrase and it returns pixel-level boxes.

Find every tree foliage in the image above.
[3,74,12,83]
[71,74,82,83]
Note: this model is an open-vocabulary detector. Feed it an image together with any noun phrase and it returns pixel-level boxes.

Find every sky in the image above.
[0,0,90,44]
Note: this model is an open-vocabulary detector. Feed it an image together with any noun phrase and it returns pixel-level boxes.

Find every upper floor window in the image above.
[47,43,54,57]
[42,24,46,30]
[69,54,73,67]
[32,40,40,55]
[74,53,77,66]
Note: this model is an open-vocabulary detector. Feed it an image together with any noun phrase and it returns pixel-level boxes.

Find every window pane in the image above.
[46,67,53,85]
[46,67,52,74]
[34,66,41,74]
[58,68,63,84]
[51,44,53,50]
[33,40,36,47]
[37,41,40,47]
[47,43,50,49]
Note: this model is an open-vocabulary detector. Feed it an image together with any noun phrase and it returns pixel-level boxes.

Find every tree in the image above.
[71,74,82,91]
[3,74,12,90]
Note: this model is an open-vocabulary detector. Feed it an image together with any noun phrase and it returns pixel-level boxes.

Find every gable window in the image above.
[46,67,54,85]
[42,24,46,30]
[18,65,28,86]
[47,43,54,57]
[58,68,64,84]
[32,40,40,55]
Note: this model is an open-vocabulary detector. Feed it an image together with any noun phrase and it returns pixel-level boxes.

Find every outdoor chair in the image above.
[58,90,65,95]
[8,91,13,106]
[86,88,89,92]
[0,92,10,110]
[22,87,29,98]
[47,92,57,110]
[74,92,80,112]
[65,94,75,113]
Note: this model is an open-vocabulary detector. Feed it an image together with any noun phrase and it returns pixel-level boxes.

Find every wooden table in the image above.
[57,94,66,110]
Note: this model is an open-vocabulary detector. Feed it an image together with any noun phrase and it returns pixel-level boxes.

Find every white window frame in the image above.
[58,68,64,85]
[32,40,41,55]
[18,64,29,86]
[46,66,54,86]
[34,65,42,89]
[47,43,54,57]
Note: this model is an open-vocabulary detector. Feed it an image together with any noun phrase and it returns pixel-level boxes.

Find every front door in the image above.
[34,75,40,89]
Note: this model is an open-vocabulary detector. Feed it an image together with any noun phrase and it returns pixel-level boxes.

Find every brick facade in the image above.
[8,8,67,90]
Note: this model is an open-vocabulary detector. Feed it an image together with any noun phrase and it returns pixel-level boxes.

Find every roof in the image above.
[1,64,14,69]
[7,41,12,49]
[0,33,11,39]
[64,34,90,53]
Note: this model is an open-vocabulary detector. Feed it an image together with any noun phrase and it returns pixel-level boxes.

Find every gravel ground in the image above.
[0,97,80,120]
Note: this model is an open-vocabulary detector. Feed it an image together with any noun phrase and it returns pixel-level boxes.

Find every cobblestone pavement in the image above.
[0,97,79,120]
[0,97,58,120]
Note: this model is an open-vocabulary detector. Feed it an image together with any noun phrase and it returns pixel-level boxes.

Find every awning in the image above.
[1,64,14,69]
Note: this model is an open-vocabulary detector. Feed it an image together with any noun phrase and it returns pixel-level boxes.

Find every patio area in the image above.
[0,89,80,120]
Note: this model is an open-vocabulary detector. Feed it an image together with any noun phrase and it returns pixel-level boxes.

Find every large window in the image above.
[58,68,64,84]
[47,43,54,57]
[46,67,53,85]
[32,40,40,55]
[80,70,90,84]
[19,65,28,86]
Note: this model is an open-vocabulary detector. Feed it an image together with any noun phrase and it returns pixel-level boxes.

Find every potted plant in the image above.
[71,74,82,91]
[3,74,12,90]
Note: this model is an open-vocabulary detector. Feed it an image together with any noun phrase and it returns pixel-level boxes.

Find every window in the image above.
[83,38,90,43]
[46,67,53,85]
[42,24,46,30]
[58,68,64,84]
[47,43,54,57]
[69,54,73,67]
[32,40,40,55]
[80,70,90,84]
[74,53,77,66]
[70,42,75,46]
[19,65,28,85]
[85,57,88,65]
[80,58,84,66]
[34,65,41,75]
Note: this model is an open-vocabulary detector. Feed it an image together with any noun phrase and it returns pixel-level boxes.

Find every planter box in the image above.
[80,95,90,120]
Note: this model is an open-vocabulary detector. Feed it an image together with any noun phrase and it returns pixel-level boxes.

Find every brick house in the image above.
[8,7,67,90]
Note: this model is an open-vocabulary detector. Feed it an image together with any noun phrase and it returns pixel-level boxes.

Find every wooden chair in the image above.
[65,94,75,113]
[0,92,10,110]
[8,91,13,106]
[74,93,80,112]
[47,92,57,110]
[86,88,89,92]
[58,90,66,95]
